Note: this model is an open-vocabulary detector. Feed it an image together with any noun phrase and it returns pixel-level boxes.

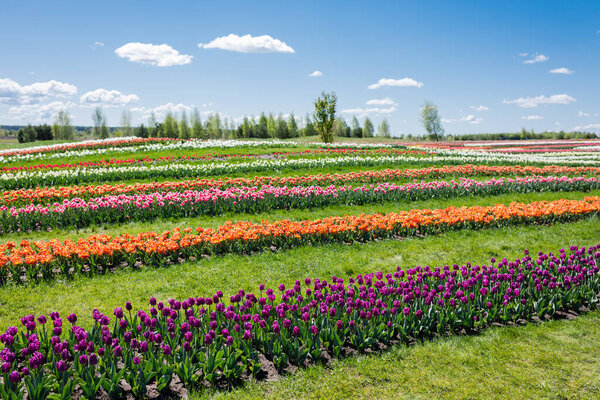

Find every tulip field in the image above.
[1,138,600,399]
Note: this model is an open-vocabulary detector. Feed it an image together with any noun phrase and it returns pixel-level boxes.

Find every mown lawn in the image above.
[195,310,600,400]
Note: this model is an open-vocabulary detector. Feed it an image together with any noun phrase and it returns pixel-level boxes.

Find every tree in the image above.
[363,117,374,138]
[148,112,159,138]
[121,110,132,137]
[313,91,337,143]
[56,111,74,140]
[242,116,253,138]
[378,119,391,138]
[191,108,204,139]
[92,107,109,139]
[35,124,53,141]
[302,113,317,137]
[420,102,444,141]
[162,112,178,138]
[256,113,269,138]
[136,123,149,138]
[287,113,298,138]
[350,116,362,138]
[275,114,289,139]
[206,113,222,138]
[17,125,36,143]
[178,111,191,139]
[333,117,349,137]
[267,114,276,138]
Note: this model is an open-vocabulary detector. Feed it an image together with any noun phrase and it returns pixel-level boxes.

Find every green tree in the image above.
[378,119,391,138]
[206,113,222,138]
[52,122,60,140]
[35,124,53,141]
[121,110,132,136]
[162,112,178,138]
[256,113,269,138]
[56,110,74,140]
[420,102,444,141]
[302,113,317,137]
[351,116,362,138]
[242,116,253,138]
[275,114,289,139]
[17,124,36,143]
[287,113,298,138]
[191,108,204,139]
[178,111,191,139]
[363,117,374,138]
[148,112,159,138]
[333,117,349,137]
[92,107,109,139]
[267,114,276,138]
[313,91,337,143]
[136,123,149,138]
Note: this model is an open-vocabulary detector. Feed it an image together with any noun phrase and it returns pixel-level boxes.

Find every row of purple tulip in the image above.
[1,245,599,398]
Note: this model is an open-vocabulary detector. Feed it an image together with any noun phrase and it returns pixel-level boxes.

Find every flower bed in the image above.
[2,176,600,234]
[2,197,600,285]
[1,245,598,398]
[3,163,600,202]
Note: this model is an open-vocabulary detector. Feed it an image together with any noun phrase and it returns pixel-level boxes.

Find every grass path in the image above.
[195,310,600,400]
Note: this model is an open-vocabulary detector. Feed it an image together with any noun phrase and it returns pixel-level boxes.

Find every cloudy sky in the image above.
[1,0,599,135]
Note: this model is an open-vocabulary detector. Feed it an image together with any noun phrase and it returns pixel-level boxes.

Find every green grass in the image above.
[1,217,599,332]
[5,188,600,244]
[192,310,600,400]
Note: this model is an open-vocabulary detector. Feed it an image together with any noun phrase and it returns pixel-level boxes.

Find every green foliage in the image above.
[421,102,444,141]
[363,117,374,138]
[191,108,204,139]
[17,124,36,143]
[334,118,350,137]
[135,123,149,138]
[351,116,362,138]
[179,111,191,139]
[302,113,318,137]
[92,107,110,139]
[313,91,337,143]
[161,112,178,138]
[287,113,299,138]
[378,119,391,138]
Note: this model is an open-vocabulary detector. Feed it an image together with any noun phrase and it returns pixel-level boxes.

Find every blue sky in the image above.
[1,0,599,135]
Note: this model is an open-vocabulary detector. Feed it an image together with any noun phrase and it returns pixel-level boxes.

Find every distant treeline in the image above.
[446,129,598,141]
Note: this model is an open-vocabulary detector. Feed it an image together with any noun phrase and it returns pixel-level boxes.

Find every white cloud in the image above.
[308,70,323,77]
[199,34,295,54]
[572,123,600,131]
[523,54,549,64]
[80,89,139,107]
[115,43,193,67]
[549,67,574,74]
[470,105,489,112]
[366,97,398,107]
[92,41,104,49]
[368,77,423,89]
[521,115,544,120]
[8,101,76,122]
[131,103,196,119]
[519,52,528,57]
[443,114,483,124]
[0,78,77,105]
[503,94,575,108]
[341,106,397,118]
[578,111,599,117]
